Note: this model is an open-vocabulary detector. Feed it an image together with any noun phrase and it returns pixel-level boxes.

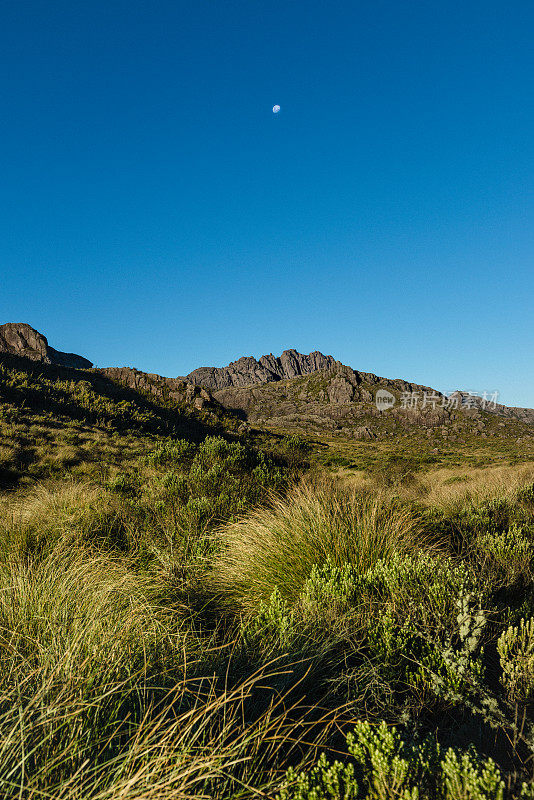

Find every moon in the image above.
[272,105,280,114]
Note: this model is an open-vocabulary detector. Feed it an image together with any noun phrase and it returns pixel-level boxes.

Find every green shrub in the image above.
[341,557,487,709]
[433,494,533,547]
[242,586,297,651]
[107,470,141,497]
[360,553,475,631]
[282,435,310,453]
[497,617,534,702]
[439,748,505,800]
[363,607,483,708]
[278,721,506,800]
[144,438,194,465]
[299,559,360,621]
[277,753,358,800]
[241,562,360,655]
[477,524,534,585]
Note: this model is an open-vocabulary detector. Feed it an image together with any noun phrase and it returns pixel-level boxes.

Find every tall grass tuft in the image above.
[212,478,425,609]
[0,539,334,798]
[0,642,330,799]
[0,479,135,558]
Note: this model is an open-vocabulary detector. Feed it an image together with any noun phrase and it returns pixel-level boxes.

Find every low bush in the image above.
[278,721,507,800]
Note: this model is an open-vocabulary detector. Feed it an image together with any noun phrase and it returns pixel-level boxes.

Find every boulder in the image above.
[0,322,93,369]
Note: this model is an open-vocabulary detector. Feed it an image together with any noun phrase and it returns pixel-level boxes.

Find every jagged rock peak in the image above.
[186,349,338,390]
[0,323,93,369]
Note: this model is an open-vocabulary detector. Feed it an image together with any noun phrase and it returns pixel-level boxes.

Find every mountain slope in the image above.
[211,365,534,445]
[185,347,534,426]
[0,352,255,488]
[185,349,534,438]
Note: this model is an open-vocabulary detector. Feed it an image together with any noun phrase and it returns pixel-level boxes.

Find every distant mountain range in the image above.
[1,322,533,439]
[181,346,534,430]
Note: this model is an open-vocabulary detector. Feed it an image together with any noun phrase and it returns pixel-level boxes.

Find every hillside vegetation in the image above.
[2,355,534,798]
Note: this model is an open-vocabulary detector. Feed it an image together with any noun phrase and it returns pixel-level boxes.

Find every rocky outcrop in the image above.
[188,348,534,431]
[0,323,93,369]
[208,361,534,443]
[98,367,214,410]
[353,426,376,440]
[212,365,448,431]
[185,349,337,390]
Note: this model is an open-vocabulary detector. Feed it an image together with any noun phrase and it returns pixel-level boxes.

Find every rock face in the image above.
[209,365,534,442]
[98,367,214,410]
[212,364,447,433]
[186,349,337,390]
[0,323,93,369]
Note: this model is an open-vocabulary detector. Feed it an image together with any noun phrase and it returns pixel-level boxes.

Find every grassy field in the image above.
[3,357,534,797]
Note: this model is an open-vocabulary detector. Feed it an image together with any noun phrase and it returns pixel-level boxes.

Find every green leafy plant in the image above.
[278,721,505,800]
[477,524,534,585]
[242,586,296,651]
[498,617,534,702]
[277,753,358,800]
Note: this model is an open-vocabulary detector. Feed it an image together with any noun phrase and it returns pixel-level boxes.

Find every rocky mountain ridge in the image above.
[186,349,534,428]
[185,349,337,390]
[210,365,534,442]
[2,324,533,436]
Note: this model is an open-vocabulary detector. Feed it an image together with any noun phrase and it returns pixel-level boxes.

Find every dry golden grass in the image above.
[339,461,534,510]
[418,461,534,509]
[0,543,169,677]
[0,655,335,799]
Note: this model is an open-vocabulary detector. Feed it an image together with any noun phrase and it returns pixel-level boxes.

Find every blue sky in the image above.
[1,1,533,406]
